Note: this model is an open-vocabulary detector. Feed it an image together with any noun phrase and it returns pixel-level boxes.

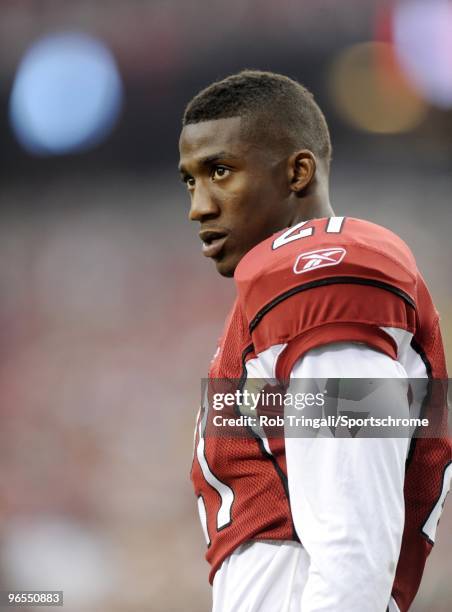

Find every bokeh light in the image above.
[9,32,123,156]
[329,41,427,134]
[392,0,452,109]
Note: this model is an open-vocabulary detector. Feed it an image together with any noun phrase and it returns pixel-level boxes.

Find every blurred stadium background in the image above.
[0,1,451,610]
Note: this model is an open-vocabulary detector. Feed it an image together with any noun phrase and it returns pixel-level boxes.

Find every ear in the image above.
[288,150,317,193]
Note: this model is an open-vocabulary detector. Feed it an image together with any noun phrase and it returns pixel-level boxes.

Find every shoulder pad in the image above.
[234,217,418,360]
[235,217,417,327]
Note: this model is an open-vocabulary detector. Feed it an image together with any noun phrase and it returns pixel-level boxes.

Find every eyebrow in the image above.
[178,151,237,173]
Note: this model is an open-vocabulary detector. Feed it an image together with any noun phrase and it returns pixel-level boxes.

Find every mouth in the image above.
[199,229,229,259]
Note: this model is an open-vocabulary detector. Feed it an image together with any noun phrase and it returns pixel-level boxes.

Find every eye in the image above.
[211,166,230,181]
[182,175,195,189]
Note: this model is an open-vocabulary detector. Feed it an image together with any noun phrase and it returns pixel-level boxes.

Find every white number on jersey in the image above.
[195,389,234,541]
[272,216,345,250]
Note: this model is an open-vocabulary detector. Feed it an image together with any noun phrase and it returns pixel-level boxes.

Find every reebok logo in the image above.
[293,247,346,274]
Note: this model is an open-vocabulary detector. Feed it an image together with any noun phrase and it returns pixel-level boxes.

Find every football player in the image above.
[178,70,451,611]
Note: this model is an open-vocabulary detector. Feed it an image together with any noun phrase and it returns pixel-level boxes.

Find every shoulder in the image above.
[234,217,418,324]
[234,217,420,362]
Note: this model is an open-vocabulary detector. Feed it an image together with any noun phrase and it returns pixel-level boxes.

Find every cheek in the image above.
[222,173,286,233]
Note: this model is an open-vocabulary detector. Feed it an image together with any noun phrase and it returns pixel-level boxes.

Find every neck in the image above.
[292,198,334,225]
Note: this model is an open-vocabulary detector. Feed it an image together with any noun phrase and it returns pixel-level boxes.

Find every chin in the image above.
[214,253,238,278]
[214,244,250,277]
[215,260,235,278]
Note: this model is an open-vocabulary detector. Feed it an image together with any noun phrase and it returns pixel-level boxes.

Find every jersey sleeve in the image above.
[234,217,418,380]
[286,343,409,611]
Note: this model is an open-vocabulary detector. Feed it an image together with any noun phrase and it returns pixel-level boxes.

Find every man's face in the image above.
[178,117,294,277]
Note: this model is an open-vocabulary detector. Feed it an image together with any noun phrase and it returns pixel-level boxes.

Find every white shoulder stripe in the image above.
[388,596,401,612]
[381,326,428,379]
[243,344,287,456]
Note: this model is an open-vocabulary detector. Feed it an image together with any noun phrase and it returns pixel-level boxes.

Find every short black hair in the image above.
[183,70,332,165]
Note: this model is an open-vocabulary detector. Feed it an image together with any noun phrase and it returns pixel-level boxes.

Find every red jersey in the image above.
[190,217,451,611]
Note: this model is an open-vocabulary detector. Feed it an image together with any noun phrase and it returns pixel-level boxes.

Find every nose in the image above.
[188,182,220,222]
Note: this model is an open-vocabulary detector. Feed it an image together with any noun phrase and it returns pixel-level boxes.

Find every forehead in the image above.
[179,116,254,165]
